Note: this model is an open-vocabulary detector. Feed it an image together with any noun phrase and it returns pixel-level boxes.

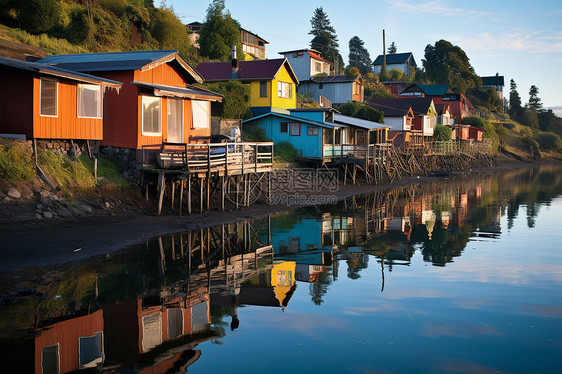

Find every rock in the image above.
[37,203,44,210]
[57,208,72,218]
[40,190,50,198]
[75,203,93,213]
[69,207,83,216]
[43,212,53,219]
[7,188,21,199]
[36,213,42,219]
[3,197,11,203]
[105,202,111,209]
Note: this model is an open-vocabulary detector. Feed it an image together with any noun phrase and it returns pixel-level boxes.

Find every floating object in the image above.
[74,248,82,252]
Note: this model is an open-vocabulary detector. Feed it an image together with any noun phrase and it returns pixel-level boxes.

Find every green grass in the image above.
[0,24,87,55]
[0,141,36,181]
[79,154,129,186]
[274,141,298,163]
[38,151,95,190]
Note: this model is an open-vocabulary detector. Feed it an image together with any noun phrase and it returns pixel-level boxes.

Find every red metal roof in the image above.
[307,51,333,65]
[196,58,297,83]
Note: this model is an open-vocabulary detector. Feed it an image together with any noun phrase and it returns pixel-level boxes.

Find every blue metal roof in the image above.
[37,50,179,72]
[0,56,122,87]
[243,112,346,129]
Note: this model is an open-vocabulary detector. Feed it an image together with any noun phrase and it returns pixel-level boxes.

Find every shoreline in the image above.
[0,157,559,271]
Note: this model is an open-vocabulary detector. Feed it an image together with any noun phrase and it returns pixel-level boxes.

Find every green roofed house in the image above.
[372,52,416,77]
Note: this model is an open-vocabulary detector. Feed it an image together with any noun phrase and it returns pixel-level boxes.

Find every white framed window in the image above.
[192,100,210,129]
[77,84,102,119]
[307,126,318,136]
[277,81,292,99]
[40,78,58,117]
[142,96,162,136]
[167,98,183,143]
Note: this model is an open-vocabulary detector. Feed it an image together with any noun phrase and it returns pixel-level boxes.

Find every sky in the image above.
[170,0,562,114]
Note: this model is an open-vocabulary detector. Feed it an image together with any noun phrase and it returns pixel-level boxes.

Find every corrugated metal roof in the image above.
[333,113,387,130]
[243,112,346,129]
[289,108,340,113]
[133,81,222,101]
[0,56,122,87]
[367,97,433,116]
[38,50,179,71]
[417,84,451,96]
[197,58,298,84]
[372,52,415,66]
[312,75,358,83]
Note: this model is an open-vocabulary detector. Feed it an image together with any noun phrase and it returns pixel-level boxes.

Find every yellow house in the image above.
[196,58,299,116]
[243,261,297,309]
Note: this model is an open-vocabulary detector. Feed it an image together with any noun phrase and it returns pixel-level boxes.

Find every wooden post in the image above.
[206,173,210,211]
[187,175,191,215]
[179,180,184,218]
[144,173,149,201]
[188,231,192,275]
[94,157,98,182]
[268,171,271,203]
[171,180,175,209]
[157,172,165,216]
[235,176,239,209]
[200,177,204,213]
[221,175,225,212]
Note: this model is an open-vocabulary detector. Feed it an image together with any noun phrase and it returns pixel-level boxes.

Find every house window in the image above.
[315,62,321,73]
[142,96,161,136]
[40,78,58,117]
[142,313,162,352]
[307,126,318,136]
[167,308,183,340]
[278,81,292,99]
[191,301,209,334]
[259,81,268,98]
[78,332,104,369]
[192,100,210,129]
[77,84,102,118]
[280,122,288,133]
[167,98,183,143]
[319,83,323,90]
[289,122,300,136]
[41,344,59,374]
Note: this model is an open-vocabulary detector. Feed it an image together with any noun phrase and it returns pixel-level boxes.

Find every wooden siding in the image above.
[250,80,272,108]
[34,310,104,374]
[31,77,103,140]
[0,66,33,137]
[134,61,191,88]
[270,64,297,110]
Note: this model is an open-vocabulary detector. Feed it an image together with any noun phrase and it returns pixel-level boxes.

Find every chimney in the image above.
[231,45,239,79]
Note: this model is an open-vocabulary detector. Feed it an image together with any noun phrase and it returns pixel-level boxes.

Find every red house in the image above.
[37,51,222,161]
[0,56,121,142]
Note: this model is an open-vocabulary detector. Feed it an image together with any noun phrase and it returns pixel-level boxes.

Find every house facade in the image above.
[278,49,333,82]
[298,75,364,105]
[197,58,298,115]
[0,56,121,142]
[481,75,505,101]
[240,28,268,60]
[38,50,222,162]
[372,52,416,77]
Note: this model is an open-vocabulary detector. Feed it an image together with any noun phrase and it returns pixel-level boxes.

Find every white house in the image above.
[278,49,332,82]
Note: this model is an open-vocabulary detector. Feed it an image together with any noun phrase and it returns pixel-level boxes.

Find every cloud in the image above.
[387,0,492,17]
[423,321,502,339]
[448,31,562,54]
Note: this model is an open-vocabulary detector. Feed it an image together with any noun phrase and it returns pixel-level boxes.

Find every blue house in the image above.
[242,109,346,160]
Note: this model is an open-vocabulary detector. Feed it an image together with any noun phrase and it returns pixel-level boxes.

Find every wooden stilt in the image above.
[171,180,175,209]
[221,176,225,211]
[188,231,192,274]
[187,175,191,215]
[157,172,165,216]
[206,173,211,210]
[200,177,204,213]
[179,180,184,218]
[235,176,239,209]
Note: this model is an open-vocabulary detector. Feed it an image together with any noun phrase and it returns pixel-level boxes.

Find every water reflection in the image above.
[1,165,561,373]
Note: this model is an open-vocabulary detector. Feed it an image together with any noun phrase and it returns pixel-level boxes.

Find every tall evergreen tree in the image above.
[198,0,243,61]
[309,7,341,71]
[388,42,397,54]
[422,39,481,93]
[348,36,371,75]
[509,79,523,117]
[527,85,543,111]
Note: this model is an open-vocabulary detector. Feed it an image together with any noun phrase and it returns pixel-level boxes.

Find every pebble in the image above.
[3,197,11,203]
[105,202,111,209]
[7,188,20,199]
[43,211,53,219]
[40,190,50,198]
[76,203,93,213]
[36,213,42,219]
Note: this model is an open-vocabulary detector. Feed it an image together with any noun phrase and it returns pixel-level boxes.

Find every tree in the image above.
[509,79,523,117]
[527,85,543,111]
[309,7,340,70]
[338,101,384,123]
[198,0,243,61]
[388,42,397,54]
[422,39,481,93]
[204,80,250,119]
[17,0,61,34]
[347,36,371,75]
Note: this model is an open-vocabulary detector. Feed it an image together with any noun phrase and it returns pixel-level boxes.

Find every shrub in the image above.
[274,142,298,163]
[338,101,384,123]
[79,154,129,186]
[204,81,250,119]
[433,124,452,141]
[38,151,95,190]
[241,124,269,142]
[537,132,562,150]
[17,0,61,34]
[0,142,35,181]
[461,116,487,128]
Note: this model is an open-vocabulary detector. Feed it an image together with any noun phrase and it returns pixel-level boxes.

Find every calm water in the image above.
[1,165,561,373]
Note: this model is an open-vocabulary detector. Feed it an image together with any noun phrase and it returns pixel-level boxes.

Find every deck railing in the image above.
[154,142,274,174]
[323,143,394,163]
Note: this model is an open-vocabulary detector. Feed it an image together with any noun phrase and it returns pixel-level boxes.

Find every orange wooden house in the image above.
[0,56,122,141]
[37,51,223,162]
[34,310,105,374]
